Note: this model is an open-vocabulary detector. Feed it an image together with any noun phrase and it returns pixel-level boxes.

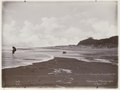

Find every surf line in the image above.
[40,54,55,62]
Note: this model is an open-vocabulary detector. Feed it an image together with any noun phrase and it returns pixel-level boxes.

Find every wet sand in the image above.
[2,57,118,88]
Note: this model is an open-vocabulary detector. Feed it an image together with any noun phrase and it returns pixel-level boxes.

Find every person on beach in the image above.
[12,46,16,55]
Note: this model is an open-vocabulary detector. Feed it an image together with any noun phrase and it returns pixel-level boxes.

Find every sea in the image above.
[2,46,118,69]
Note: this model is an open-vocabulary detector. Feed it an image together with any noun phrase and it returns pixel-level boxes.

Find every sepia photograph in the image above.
[2,0,118,88]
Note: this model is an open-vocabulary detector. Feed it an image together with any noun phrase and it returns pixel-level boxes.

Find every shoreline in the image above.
[2,56,117,69]
[2,54,55,69]
[2,57,118,88]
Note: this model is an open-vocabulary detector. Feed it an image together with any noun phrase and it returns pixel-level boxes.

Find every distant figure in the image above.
[63,51,66,54]
[12,46,16,54]
[96,85,99,88]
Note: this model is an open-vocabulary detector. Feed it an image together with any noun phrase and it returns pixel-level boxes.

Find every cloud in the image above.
[78,18,117,39]
[92,21,117,39]
[3,16,117,47]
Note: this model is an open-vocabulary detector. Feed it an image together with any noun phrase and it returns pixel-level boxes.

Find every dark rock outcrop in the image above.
[77,36,118,48]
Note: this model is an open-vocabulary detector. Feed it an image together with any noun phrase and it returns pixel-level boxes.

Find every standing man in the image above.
[12,46,16,54]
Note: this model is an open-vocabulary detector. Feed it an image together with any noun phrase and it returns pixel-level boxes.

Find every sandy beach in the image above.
[2,57,118,88]
[2,1,118,88]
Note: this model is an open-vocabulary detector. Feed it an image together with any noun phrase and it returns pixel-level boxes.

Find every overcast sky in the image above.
[2,1,117,47]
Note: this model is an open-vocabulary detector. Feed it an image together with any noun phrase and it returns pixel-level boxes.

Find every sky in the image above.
[2,1,117,47]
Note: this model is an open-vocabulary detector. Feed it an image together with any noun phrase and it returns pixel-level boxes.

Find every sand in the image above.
[2,57,118,88]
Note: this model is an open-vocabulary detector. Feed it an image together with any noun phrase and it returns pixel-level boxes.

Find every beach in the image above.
[2,1,118,88]
[2,57,118,88]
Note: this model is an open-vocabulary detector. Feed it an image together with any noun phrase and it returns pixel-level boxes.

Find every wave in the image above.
[55,56,116,65]
[2,53,54,69]
[73,57,117,65]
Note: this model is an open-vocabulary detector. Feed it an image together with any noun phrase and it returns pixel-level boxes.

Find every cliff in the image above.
[77,36,118,48]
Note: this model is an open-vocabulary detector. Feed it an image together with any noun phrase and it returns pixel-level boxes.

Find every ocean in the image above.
[2,46,118,69]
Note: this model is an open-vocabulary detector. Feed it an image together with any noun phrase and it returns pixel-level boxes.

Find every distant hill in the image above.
[77,36,118,48]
